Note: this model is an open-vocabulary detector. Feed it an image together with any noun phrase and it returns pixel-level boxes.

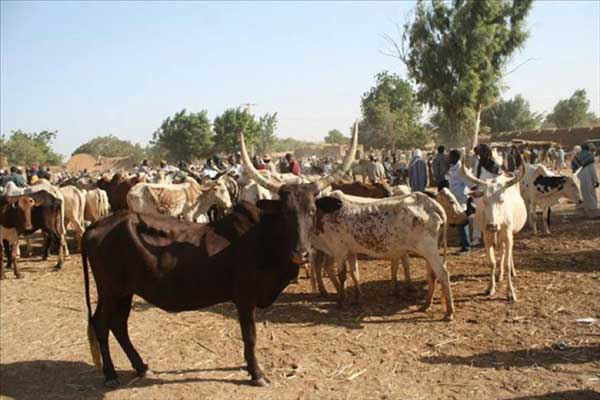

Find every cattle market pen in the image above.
[0,204,599,400]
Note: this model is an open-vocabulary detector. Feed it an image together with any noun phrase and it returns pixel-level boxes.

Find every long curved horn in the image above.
[315,120,359,191]
[460,157,486,186]
[239,130,282,193]
[504,155,526,188]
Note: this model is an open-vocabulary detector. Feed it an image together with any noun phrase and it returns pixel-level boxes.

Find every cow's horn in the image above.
[239,130,282,194]
[315,120,359,191]
[505,155,526,188]
[460,157,486,186]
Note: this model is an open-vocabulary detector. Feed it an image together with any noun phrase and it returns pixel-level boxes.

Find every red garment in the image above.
[289,160,301,176]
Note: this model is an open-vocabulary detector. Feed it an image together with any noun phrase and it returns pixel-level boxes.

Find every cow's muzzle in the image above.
[486,224,499,232]
[291,250,310,265]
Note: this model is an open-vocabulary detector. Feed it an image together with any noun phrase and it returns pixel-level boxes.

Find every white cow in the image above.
[310,190,454,319]
[127,176,232,222]
[84,188,111,224]
[520,163,583,234]
[461,161,527,301]
[59,186,86,251]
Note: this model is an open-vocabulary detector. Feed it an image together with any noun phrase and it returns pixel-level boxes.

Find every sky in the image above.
[1,1,599,157]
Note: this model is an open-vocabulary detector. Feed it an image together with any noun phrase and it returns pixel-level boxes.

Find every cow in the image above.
[84,188,111,224]
[0,190,64,274]
[97,174,144,211]
[520,164,583,234]
[126,176,232,222]
[0,195,35,279]
[330,181,392,198]
[4,180,69,258]
[461,159,527,301]
[82,125,358,388]
[59,185,86,251]
[309,190,455,319]
[350,159,371,182]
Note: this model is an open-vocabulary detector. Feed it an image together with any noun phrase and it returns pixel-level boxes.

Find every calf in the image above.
[0,195,35,279]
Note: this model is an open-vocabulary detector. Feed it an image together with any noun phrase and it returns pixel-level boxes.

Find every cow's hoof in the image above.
[250,377,269,387]
[418,304,432,313]
[15,274,23,279]
[136,364,150,377]
[508,293,518,302]
[104,378,120,389]
[318,292,329,299]
[485,287,496,296]
[443,313,454,321]
[54,265,62,271]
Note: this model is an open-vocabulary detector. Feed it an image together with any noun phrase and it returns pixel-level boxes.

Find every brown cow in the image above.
[330,181,392,198]
[0,195,35,279]
[96,174,144,211]
[82,125,358,388]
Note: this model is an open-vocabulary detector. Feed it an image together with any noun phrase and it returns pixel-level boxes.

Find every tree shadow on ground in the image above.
[503,390,600,400]
[421,344,600,369]
[515,249,600,274]
[0,359,251,400]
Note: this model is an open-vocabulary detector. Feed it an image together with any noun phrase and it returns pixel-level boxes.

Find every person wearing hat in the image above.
[5,166,26,188]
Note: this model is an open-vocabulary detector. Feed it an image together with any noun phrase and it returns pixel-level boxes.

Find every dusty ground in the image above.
[1,206,599,400]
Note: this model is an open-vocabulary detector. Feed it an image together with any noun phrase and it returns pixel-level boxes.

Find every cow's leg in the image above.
[497,241,506,282]
[418,239,454,320]
[321,255,343,303]
[391,258,400,297]
[55,231,64,270]
[530,202,538,235]
[542,206,551,235]
[313,253,329,298]
[73,220,85,253]
[483,231,497,296]
[91,300,119,387]
[419,264,436,312]
[109,295,148,377]
[236,304,267,386]
[338,259,347,306]
[346,253,361,304]
[504,231,518,302]
[24,238,32,258]
[401,254,413,292]
[0,240,5,280]
[11,241,22,279]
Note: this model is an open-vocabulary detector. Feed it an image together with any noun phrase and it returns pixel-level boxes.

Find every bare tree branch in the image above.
[502,57,538,77]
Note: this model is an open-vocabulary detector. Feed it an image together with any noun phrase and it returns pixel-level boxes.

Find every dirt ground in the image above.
[1,206,599,400]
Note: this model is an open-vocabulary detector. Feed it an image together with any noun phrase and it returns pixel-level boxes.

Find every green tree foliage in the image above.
[0,130,63,166]
[270,137,314,153]
[481,95,543,133]
[360,71,429,149]
[152,109,213,163]
[324,129,348,144]
[213,108,260,153]
[256,113,278,154]
[72,134,146,162]
[398,0,533,146]
[544,89,598,128]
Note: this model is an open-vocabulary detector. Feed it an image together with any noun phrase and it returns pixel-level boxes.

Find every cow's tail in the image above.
[442,217,448,265]
[82,245,102,373]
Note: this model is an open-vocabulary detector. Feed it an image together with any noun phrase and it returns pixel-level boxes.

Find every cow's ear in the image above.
[315,197,343,213]
[256,199,282,213]
[469,190,484,198]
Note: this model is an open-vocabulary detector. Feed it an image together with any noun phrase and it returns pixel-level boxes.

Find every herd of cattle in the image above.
[0,124,585,387]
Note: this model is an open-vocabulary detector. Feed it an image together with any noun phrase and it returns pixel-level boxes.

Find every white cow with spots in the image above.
[310,190,455,319]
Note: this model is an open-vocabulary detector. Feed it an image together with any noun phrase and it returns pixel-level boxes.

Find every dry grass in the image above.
[1,206,599,400]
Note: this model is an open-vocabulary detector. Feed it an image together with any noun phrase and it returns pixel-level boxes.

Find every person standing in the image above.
[408,149,428,192]
[572,143,599,217]
[285,153,301,176]
[558,146,566,170]
[446,150,472,253]
[432,145,450,189]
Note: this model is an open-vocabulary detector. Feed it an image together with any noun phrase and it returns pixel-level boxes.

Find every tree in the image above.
[481,95,543,133]
[151,109,213,163]
[256,113,278,154]
[213,108,260,153]
[390,0,533,146]
[544,89,598,128]
[360,71,429,149]
[72,134,146,162]
[0,130,63,166]
[324,129,348,144]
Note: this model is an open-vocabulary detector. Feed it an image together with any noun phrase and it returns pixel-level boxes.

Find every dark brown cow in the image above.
[330,181,392,198]
[0,191,64,277]
[0,195,35,279]
[96,174,143,211]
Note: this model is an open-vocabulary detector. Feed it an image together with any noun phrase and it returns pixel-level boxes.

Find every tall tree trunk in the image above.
[472,107,482,149]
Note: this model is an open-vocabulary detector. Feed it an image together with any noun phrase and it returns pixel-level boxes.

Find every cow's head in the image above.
[0,195,35,230]
[240,122,357,265]
[435,188,468,226]
[202,177,233,210]
[462,159,526,233]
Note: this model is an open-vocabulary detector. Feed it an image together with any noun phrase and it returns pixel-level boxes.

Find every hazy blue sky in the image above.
[1,1,599,157]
